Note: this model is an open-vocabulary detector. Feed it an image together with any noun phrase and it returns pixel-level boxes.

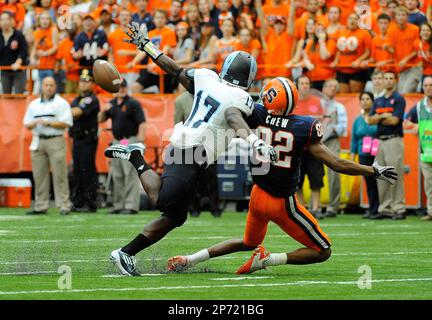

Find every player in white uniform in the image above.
[104,22,277,276]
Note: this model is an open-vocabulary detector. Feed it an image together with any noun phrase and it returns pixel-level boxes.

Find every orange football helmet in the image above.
[259,77,299,116]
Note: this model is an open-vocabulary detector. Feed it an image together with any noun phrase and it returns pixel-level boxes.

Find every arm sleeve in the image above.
[334,103,348,137]
[406,105,418,123]
[58,99,73,127]
[350,119,358,154]
[17,31,28,62]
[308,119,323,145]
[23,102,34,125]
[82,97,100,117]
[393,96,406,119]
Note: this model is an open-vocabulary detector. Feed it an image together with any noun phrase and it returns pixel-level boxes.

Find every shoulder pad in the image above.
[185,69,195,80]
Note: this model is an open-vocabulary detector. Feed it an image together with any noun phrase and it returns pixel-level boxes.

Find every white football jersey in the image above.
[170,68,254,164]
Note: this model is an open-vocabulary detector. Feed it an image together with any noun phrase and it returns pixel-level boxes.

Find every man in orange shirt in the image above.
[30,11,58,87]
[367,13,395,72]
[56,27,80,94]
[133,9,177,93]
[387,6,422,93]
[256,2,294,80]
[108,9,139,93]
[262,0,290,27]
[327,0,355,25]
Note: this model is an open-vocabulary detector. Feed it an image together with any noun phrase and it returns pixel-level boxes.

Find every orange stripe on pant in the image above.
[243,185,331,252]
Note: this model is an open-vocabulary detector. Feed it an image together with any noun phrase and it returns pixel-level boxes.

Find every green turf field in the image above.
[0,208,431,300]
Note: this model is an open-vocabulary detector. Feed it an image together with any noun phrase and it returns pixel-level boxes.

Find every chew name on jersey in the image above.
[169,68,254,164]
[247,104,323,197]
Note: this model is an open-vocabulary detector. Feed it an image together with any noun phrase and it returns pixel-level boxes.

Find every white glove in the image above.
[253,139,278,164]
[124,22,162,60]
[372,160,398,185]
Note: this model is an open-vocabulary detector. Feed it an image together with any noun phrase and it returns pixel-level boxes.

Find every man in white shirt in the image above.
[320,79,348,217]
[23,77,73,215]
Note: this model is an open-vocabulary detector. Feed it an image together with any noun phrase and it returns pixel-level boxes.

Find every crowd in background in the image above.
[3,0,432,220]
[0,0,432,94]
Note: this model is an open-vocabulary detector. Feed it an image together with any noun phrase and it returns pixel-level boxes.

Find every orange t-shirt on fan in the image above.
[108,27,138,74]
[335,28,372,74]
[33,26,57,70]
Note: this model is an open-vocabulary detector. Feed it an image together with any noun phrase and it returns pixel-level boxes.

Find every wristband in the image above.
[143,41,163,60]
[246,133,260,146]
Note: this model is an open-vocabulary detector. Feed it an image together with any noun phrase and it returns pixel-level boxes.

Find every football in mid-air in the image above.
[93,59,122,93]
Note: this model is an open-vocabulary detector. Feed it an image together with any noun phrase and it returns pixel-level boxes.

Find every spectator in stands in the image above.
[212,0,239,38]
[70,69,100,213]
[331,13,372,93]
[295,75,325,219]
[133,9,177,93]
[1,0,26,30]
[386,0,399,20]
[256,0,294,81]
[188,21,217,70]
[56,26,80,94]
[293,0,328,44]
[30,11,58,84]
[72,13,109,69]
[98,79,146,215]
[388,6,422,93]
[24,0,57,32]
[185,4,202,51]
[302,23,337,90]
[417,23,432,85]
[198,0,218,27]
[262,0,291,28]
[326,6,344,42]
[171,21,194,91]
[23,76,73,215]
[99,6,116,36]
[215,19,238,72]
[350,91,379,219]
[234,27,263,82]
[366,13,395,73]
[365,70,407,219]
[236,0,258,30]
[108,9,139,92]
[365,69,386,97]
[0,11,27,94]
[320,79,348,217]
[167,0,184,28]
[406,0,428,27]
[405,76,432,221]
[132,0,155,31]
[287,17,316,73]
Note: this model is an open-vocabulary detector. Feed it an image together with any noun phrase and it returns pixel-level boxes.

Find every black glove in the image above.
[372,160,398,185]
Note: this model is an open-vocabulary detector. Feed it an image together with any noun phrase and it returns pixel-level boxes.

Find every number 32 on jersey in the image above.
[256,126,294,169]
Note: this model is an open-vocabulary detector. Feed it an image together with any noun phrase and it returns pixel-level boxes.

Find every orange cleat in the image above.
[236,245,270,274]
[167,255,190,272]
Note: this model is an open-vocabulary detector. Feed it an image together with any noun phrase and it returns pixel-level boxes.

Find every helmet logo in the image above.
[264,88,277,104]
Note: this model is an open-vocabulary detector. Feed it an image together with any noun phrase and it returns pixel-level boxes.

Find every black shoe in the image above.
[72,206,96,213]
[392,213,406,220]
[211,210,222,218]
[369,213,392,220]
[109,209,122,214]
[325,210,337,217]
[60,210,70,215]
[110,249,140,276]
[26,210,47,215]
[120,209,138,215]
[104,143,145,160]
[189,211,201,217]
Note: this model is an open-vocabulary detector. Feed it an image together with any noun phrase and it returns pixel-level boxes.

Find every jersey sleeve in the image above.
[228,92,255,117]
[308,119,324,145]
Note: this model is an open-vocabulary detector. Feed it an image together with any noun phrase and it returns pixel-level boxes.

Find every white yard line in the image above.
[1,277,432,295]
[211,276,274,281]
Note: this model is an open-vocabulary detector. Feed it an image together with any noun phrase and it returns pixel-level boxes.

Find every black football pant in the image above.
[72,135,98,210]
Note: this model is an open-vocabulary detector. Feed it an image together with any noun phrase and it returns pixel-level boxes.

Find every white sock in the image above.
[263,253,288,267]
[187,249,210,266]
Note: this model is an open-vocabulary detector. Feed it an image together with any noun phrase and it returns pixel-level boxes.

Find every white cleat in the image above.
[110,249,140,276]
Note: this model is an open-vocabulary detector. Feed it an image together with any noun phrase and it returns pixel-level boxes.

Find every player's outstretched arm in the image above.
[308,141,397,184]
[124,22,194,93]
[225,107,278,163]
